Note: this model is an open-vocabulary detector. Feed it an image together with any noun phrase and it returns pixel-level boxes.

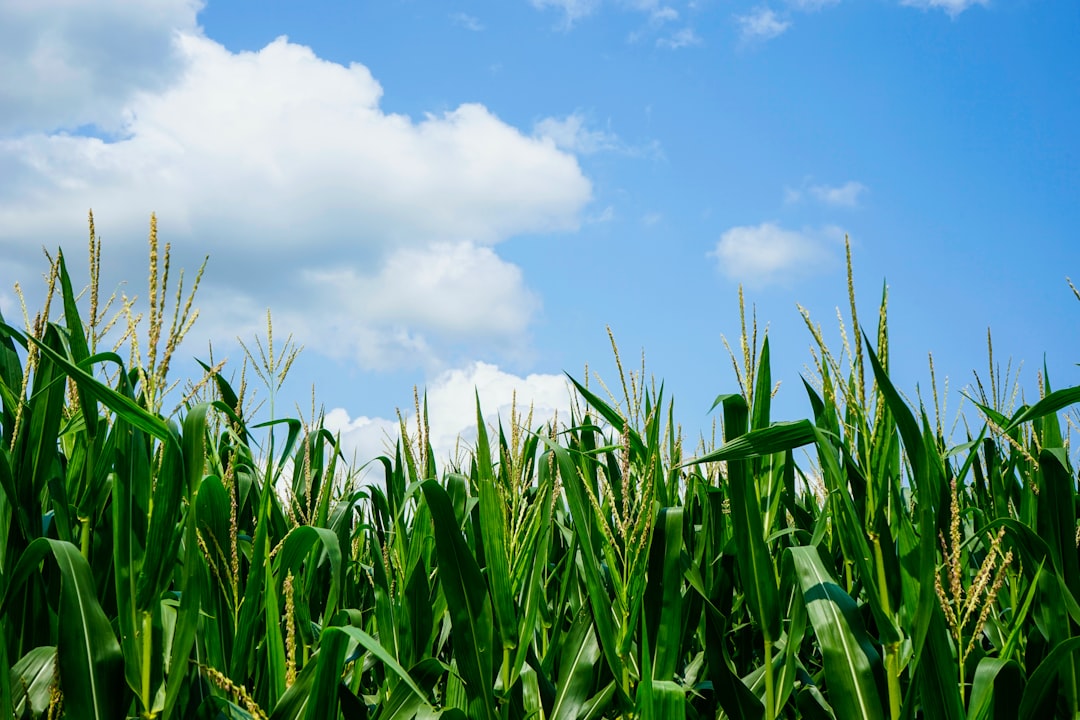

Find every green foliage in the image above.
[1,231,1079,719]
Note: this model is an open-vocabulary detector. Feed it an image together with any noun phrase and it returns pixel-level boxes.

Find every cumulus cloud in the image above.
[325,361,576,471]
[1,35,590,255]
[0,30,593,371]
[0,0,203,134]
[736,8,792,42]
[283,243,540,370]
[900,0,988,17]
[709,222,842,285]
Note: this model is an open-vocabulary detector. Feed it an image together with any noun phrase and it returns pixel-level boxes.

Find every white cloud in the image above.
[534,113,622,154]
[589,205,616,223]
[787,0,840,10]
[451,13,485,31]
[787,180,867,207]
[0,32,593,371]
[0,289,15,319]
[0,0,203,134]
[710,222,842,285]
[534,112,661,158]
[657,28,703,49]
[900,0,988,17]
[650,7,680,23]
[809,181,867,207]
[285,243,540,370]
[531,0,602,26]
[736,8,792,42]
[325,361,575,471]
[2,33,589,250]
[322,409,400,471]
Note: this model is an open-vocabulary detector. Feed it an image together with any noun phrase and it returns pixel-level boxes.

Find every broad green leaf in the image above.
[10,646,54,718]
[644,507,683,680]
[539,437,624,688]
[421,480,497,720]
[700,597,763,720]
[968,657,1023,720]
[1019,636,1080,720]
[550,609,601,720]
[473,395,518,658]
[685,419,816,466]
[337,626,433,709]
[305,626,352,720]
[1004,386,1080,432]
[2,538,125,720]
[788,545,884,720]
[719,394,781,643]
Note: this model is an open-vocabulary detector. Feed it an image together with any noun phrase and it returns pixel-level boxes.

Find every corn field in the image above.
[2,221,1080,719]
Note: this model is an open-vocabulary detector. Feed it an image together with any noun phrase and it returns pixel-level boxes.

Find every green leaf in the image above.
[538,437,624,687]
[644,507,683,681]
[701,601,764,720]
[2,538,125,720]
[719,394,780,643]
[10,646,55,718]
[968,657,1024,720]
[685,419,817,466]
[550,609,601,720]
[1004,386,1080,432]
[55,251,98,440]
[421,480,497,720]
[305,626,352,720]
[336,626,433,709]
[472,395,518,657]
[1019,636,1080,720]
[788,545,884,720]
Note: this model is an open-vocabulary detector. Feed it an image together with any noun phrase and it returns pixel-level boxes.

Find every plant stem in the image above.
[885,643,902,720]
[764,638,775,719]
[142,611,153,707]
[873,537,902,720]
[80,515,91,559]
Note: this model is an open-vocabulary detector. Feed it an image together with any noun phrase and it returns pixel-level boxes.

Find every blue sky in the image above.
[1,0,1077,463]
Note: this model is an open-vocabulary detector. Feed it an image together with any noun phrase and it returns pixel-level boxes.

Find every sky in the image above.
[1,0,1078,467]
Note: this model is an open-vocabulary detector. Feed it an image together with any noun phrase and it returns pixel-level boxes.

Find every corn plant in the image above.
[1,220,1079,719]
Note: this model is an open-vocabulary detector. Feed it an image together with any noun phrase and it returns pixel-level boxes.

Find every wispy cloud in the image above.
[650,6,680,23]
[534,112,661,157]
[657,27,702,49]
[736,8,792,42]
[450,12,485,31]
[810,181,867,207]
[588,205,616,223]
[530,0,602,27]
[787,180,868,207]
[786,0,840,11]
[900,0,988,17]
